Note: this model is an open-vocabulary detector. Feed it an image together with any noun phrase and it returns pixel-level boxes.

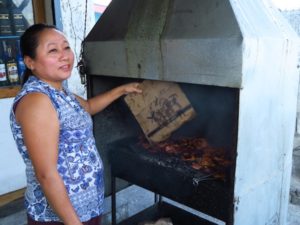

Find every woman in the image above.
[10,23,142,225]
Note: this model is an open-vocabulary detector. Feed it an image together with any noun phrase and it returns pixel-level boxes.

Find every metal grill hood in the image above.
[83,1,300,224]
[83,0,298,88]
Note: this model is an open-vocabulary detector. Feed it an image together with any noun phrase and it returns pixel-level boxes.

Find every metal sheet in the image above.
[83,0,243,88]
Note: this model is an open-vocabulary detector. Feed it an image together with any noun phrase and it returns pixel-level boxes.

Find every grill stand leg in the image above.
[111,176,116,225]
[154,193,162,203]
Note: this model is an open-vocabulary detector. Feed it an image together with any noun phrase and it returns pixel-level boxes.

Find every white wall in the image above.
[60,0,96,98]
[0,98,26,195]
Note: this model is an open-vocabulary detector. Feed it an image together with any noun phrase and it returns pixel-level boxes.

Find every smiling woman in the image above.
[9,23,142,225]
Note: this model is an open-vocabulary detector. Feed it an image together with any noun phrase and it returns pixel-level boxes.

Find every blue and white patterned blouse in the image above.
[10,76,104,222]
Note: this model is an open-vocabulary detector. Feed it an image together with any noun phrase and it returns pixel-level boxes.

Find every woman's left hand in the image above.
[122,82,142,95]
[76,82,143,115]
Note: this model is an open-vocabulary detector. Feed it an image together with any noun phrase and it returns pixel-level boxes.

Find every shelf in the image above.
[0,86,21,99]
[0,36,20,39]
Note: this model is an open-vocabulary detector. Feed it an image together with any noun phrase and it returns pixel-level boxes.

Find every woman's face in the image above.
[25,28,74,89]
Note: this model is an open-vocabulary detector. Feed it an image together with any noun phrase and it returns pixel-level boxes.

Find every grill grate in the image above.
[109,137,234,223]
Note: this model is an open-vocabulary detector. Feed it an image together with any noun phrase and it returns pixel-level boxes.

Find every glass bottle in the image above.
[5,41,19,85]
[0,0,13,36]
[0,41,8,86]
[12,7,26,36]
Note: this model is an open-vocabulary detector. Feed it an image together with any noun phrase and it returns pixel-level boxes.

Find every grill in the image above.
[108,80,239,224]
[83,0,300,224]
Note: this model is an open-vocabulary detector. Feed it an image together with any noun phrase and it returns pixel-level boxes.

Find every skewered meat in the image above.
[138,136,232,181]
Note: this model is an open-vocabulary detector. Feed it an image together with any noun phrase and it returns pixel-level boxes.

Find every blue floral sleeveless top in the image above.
[10,76,104,222]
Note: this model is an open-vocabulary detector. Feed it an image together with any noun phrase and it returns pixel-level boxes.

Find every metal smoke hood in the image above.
[83,0,298,88]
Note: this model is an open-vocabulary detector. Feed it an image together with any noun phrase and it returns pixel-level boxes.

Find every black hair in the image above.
[20,23,58,85]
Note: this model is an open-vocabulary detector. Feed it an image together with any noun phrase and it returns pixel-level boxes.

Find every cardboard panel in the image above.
[124,80,196,143]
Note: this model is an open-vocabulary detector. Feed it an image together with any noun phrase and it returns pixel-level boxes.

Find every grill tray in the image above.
[117,201,215,225]
[109,137,233,222]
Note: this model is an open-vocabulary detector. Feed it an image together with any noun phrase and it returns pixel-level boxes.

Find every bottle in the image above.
[0,1,13,36]
[5,41,19,85]
[12,8,26,36]
[16,40,25,82]
[0,42,8,87]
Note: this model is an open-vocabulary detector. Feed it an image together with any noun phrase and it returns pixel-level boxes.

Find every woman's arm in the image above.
[15,93,83,225]
[76,82,142,115]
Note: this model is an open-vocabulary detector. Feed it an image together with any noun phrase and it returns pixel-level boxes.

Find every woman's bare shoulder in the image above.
[15,92,57,123]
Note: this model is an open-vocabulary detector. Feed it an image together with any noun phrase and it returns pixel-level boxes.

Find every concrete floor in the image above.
[0,185,300,225]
